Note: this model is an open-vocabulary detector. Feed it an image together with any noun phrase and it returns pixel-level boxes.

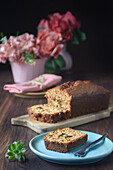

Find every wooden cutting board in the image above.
[11,105,113,134]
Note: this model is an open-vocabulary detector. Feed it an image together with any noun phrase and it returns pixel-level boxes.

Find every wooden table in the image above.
[0,70,113,170]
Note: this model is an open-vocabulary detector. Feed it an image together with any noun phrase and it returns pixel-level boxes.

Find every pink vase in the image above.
[10,58,47,83]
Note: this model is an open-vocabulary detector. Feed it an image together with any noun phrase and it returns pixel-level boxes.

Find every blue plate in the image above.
[29,130,113,165]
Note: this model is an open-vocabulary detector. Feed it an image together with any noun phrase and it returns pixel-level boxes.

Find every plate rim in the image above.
[29,130,113,162]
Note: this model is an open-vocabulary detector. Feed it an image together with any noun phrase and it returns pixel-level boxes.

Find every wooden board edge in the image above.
[11,117,43,133]
[11,110,110,134]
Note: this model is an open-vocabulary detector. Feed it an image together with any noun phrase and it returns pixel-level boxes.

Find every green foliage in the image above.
[45,55,66,75]
[37,26,45,30]
[22,53,36,65]
[0,32,4,38]
[72,30,86,45]
[5,141,28,162]
[0,36,7,44]
[16,32,19,36]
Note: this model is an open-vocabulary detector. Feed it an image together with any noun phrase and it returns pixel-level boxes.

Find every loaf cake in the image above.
[28,80,110,123]
[44,127,88,152]
[45,80,110,119]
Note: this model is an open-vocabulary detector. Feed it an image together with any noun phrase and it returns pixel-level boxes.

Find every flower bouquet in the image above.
[0,11,86,82]
[37,11,86,72]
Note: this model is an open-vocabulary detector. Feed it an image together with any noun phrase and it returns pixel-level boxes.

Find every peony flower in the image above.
[37,29,63,58]
[62,11,81,30]
[38,19,49,29]
[38,11,81,42]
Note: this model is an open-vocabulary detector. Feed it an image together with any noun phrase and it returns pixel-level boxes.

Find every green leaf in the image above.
[20,146,28,153]
[6,151,14,156]
[45,58,54,74]
[5,153,9,158]
[20,153,26,162]
[13,150,19,154]
[11,144,16,150]
[21,155,26,162]
[78,30,86,41]
[16,153,26,162]
[17,141,21,146]
[0,32,4,38]
[0,36,6,44]
[72,29,86,45]
[22,53,36,65]
[8,145,11,151]
[45,58,60,75]
[72,30,79,45]
[5,141,28,162]
[9,156,15,162]
[13,141,17,145]
[16,32,19,36]
[17,144,22,151]
[54,55,66,68]
[15,154,21,162]
[37,26,45,30]
[72,37,79,44]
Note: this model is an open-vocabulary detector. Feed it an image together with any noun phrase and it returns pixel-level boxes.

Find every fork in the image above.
[74,132,108,157]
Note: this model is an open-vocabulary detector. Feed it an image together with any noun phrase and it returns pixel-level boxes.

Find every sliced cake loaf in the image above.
[28,80,110,123]
[45,80,110,118]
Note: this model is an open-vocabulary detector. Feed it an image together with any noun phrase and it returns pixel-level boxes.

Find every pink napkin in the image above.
[4,74,62,93]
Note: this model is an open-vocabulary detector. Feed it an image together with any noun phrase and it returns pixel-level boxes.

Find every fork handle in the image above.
[83,132,108,151]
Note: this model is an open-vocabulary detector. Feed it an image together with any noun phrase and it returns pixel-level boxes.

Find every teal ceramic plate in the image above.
[29,130,113,165]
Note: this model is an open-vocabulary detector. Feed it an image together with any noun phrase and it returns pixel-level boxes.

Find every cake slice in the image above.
[28,104,71,123]
[44,127,88,152]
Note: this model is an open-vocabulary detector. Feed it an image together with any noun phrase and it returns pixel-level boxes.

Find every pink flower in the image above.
[0,44,10,63]
[38,19,49,29]
[38,11,81,42]
[37,29,63,58]
[62,11,81,30]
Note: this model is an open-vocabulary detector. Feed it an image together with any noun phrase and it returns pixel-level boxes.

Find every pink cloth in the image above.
[4,74,62,93]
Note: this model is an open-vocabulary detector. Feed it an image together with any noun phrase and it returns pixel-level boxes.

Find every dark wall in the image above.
[0,0,113,72]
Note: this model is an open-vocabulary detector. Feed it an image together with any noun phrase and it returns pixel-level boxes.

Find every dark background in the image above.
[0,0,113,73]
